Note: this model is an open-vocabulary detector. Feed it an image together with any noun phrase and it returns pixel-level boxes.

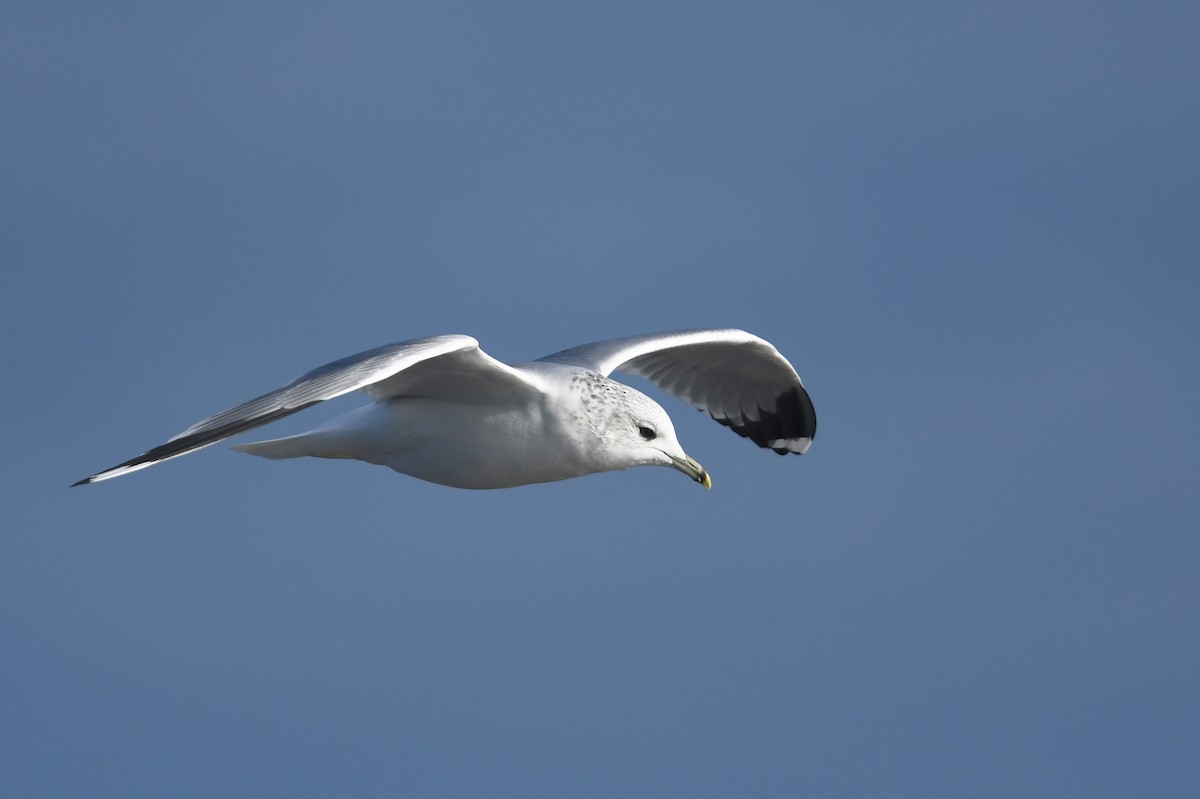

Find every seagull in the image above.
[73,329,816,490]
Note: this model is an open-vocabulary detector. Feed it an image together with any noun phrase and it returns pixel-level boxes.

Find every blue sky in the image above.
[3,2,1198,796]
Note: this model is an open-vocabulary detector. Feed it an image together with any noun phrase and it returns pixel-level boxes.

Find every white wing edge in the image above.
[537,328,784,377]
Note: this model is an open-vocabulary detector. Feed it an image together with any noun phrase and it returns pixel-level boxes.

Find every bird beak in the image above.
[669,454,712,489]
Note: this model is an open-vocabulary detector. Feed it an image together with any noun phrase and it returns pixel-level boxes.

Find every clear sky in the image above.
[4,2,1198,797]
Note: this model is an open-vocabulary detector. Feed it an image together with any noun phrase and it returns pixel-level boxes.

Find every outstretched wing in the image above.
[74,335,543,485]
[539,329,816,455]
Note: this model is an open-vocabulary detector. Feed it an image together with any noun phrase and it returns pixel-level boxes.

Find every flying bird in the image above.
[74,329,816,490]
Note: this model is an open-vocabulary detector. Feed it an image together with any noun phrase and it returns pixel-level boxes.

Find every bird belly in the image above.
[354,398,597,490]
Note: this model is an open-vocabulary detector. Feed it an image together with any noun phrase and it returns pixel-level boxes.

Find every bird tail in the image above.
[231,404,388,464]
[231,434,324,461]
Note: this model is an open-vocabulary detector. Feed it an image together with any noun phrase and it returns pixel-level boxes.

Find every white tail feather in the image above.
[231,435,320,460]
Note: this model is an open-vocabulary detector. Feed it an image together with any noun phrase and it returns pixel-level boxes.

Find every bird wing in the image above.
[538,328,816,455]
[74,335,543,485]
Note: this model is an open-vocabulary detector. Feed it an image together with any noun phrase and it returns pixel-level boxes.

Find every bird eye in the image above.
[638,424,657,440]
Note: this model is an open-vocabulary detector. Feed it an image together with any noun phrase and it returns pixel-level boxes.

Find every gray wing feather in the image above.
[74,335,539,485]
[169,336,469,442]
[539,328,816,455]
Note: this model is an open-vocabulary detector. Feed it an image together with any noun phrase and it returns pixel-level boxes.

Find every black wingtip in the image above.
[787,384,818,440]
[71,477,93,487]
[712,384,817,455]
